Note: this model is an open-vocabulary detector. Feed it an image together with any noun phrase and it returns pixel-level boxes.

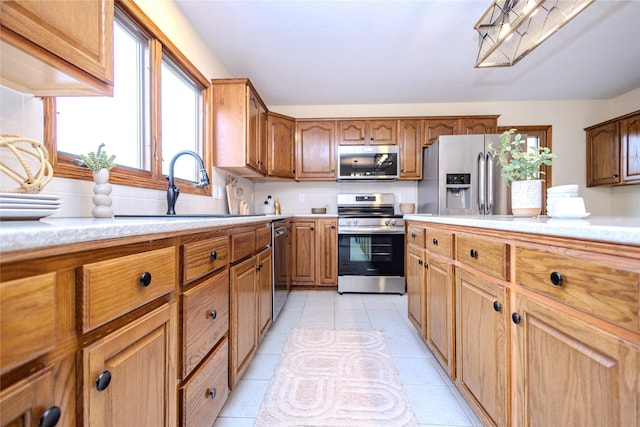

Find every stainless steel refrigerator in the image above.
[417,134,510,215]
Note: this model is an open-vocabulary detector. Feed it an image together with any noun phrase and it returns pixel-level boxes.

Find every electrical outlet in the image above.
[299,194,305,203]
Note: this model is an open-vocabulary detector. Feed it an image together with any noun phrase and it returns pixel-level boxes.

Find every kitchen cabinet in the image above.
[459,116,498,135]
[0,366,60,427]
[423,116,499,146]
[291,218,338,286]
[296,120,337,180]
[399,119,423,179]
[338,119,397,145]
[586,111,640,187]
[267,112,297,179]
[424,118,458,146]
[316,218,338,286]
[228,223,272,389]
[0,0,114,96]
[406,243,426,333]
[82,303,176,427]
[212,79,268,178]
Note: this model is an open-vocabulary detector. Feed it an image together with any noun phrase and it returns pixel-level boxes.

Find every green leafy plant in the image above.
[488,129,555,184]
[80,149,116,171]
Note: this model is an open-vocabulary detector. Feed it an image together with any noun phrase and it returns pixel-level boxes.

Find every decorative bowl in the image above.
[399,203,415,214]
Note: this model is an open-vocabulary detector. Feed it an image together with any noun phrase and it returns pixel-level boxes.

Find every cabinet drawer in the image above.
[182,270,229,378]
[183,236,229,284]
[80,247,176,332]
[457,234,509,280]
[1,273,56,374]
[516,246,640,331]
[426,229,453,258]
[180,339,229,427]
[256,225,271,250]
[230,231,256,263]
[407,225,425,248]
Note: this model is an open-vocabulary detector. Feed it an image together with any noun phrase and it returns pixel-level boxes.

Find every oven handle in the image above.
[338,227,405,235]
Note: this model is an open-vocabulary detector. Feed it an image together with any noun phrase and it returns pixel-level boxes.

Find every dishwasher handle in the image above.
[274,226,286,236]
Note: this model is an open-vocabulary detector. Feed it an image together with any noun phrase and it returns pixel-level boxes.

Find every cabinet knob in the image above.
[209,309,217,320]
[39,406,61,427]
[469,249,478,259]
[208,387,217,400]
[550,271,563,286]
[512,312,521,324]
[370,137,374,141]
[96,371,112,391]
[613,174,619,179]
[432,238,438,246]
[139,272,152,287]
[418,258,423,265]
[256,264,261,271]
[331,225,336,229]
[423,262,428,269]
[210,251,217,261]
[493,301,502,312]
[401,168,406,173]
[411,232,416,239]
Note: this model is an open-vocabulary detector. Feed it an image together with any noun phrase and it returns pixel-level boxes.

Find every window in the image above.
[45,1,210,195]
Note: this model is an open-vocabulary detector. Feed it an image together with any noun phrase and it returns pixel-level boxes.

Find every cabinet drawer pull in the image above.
[469,249,478,259]
[208,387,217,399]
[139,272,152,287]
[39,406,61,427]
[210,251,217,261]
[511,312,521,324]
[209,309,217,320]
[493,301,502,312]
[432,238,438,246]
[96,370,112,391]
[550,271,563,286]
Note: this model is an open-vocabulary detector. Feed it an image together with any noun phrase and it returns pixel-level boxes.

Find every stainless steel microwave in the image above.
[338,145,399,181]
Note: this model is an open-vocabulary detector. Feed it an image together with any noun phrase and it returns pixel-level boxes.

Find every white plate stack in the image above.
[546,185,590,219]
[0,193,61,220]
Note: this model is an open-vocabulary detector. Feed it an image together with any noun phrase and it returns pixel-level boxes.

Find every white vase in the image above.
[511,179,542,216]
[92,169,114,218]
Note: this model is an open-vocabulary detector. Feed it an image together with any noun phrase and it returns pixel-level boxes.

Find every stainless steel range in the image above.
[337,193,405,294]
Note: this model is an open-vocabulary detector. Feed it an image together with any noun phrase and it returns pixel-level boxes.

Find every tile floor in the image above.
[213,291,484,427]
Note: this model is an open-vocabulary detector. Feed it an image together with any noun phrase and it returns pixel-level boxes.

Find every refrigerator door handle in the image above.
[486,153,493,214]
[477,152,485,214]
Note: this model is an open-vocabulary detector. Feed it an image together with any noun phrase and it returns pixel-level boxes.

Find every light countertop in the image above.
[403,214,640,246]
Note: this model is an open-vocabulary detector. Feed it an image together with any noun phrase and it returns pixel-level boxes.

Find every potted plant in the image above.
[488,129,555,216]
[80,145,116,218]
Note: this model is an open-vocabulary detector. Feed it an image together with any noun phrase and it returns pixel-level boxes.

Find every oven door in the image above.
[338,232,404,277]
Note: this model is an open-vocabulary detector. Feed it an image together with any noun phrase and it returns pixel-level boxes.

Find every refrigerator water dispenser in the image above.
[445,173,471,210]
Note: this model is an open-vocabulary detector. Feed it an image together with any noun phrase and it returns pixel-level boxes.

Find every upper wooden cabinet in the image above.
[267,112,296,179]
[424,116,498,146]
[296,120,337,180]
[586,111,640,187]
[0,0,114,96]
[212,79,268,178]
[399,119,423,180]
[338,119,397,145]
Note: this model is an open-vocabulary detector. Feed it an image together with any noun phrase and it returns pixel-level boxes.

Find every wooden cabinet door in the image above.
[620,113,640,183]
[247,89,261,172]
[369,120,397,145]
[424,118,458,146]
[399,119,422,179]
[455,268,508,427]
[296,121,337,180]
[513,295,639,427]
[267,113,296,178]
[229,257,258,389]
[425,256,454,377]
[0,0,114,84]
[587,121,620,186]
[258,101,268,175]
[291,221,316,284]
[257,249,272,341]
[459,117,497,134]
[406,244,425,334]
[338,120,367,145]
[1,367,60,427]
[82,303,176,427]
[316,218,337,285]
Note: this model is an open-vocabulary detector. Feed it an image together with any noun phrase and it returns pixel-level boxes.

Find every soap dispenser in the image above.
[274,198,281,215]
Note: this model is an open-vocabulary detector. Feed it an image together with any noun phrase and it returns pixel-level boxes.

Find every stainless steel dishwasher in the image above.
[271,219,290,321]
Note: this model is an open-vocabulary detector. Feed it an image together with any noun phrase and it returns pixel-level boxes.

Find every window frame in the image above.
[43,0,211,196]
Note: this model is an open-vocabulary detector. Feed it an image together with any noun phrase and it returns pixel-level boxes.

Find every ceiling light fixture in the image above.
[474,0,595,68]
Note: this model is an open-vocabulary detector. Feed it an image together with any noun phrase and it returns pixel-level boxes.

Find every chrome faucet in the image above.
[166,150,210,215]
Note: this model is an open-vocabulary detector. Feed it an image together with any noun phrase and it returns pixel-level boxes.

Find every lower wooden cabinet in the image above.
[81,303,176,427]
[425,255,454,377]
[258,248,273,342]
[291,220,316,284]
[513,295,639,426]
[0,367,59,427]
[406,244,425,333]
[455,268,509,427]
[291,218,337,287]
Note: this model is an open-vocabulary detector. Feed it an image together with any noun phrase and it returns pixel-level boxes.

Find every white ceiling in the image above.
[176,0,640,106]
